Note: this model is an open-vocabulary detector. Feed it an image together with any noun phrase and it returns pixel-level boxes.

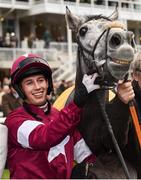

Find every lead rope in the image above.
[96,91,131,179]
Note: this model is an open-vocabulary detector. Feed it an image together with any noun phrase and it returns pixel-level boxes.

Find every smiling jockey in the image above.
[4,54,100,179]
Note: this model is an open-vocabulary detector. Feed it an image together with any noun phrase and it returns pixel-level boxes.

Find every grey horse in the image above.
[65,7,140,178]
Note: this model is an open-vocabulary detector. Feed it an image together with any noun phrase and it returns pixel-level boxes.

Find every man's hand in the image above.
[82,73,100,93]
[74,73,100,107]
[117,80,135,104]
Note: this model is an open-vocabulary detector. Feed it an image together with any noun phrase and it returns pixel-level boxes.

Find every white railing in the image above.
[31,0,141,12]
[0,0,141,13]
[0,43,141,82]
[0,46,61,69]
[0,0,30,9]
[0,42,77,81]
[50,42,78,52]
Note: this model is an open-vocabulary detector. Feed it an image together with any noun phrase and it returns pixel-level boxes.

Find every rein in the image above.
[96,91,130,179]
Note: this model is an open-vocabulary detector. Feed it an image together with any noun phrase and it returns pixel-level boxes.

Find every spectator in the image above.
[10,33,18,48]
[3,76,10,86]
[57,80,67,96]
[4,32,11,47]
[5,53,100,179]
[2,84,22,117]
[43,29,52,48]
[0,36,4,47]
[28,33,36,48]
[66,80,74,88]
[21,37,28,48]
[0,83,10,111]
[2,84,10,94]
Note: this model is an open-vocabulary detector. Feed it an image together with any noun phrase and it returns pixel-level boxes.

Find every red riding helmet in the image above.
[11,53,53,99]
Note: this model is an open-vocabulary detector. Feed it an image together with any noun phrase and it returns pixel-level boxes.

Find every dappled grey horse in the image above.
[65,7,141,178]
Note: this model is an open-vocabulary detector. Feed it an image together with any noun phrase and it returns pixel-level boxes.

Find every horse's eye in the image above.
[79,27,88,37]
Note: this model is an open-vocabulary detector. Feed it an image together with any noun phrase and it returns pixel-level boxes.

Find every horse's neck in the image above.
[95,90,108,113]
[75,51,89,89]
[75,61,83,91]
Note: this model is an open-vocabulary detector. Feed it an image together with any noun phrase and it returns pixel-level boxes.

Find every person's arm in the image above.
[6,102,81,150]
[116,81,135,104]
[6,73,100,150]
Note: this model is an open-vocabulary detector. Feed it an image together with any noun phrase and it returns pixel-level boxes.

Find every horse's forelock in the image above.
[85,15,111,23]
[105,21,126,29]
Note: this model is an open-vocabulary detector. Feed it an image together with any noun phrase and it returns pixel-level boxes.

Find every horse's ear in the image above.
[65,6,83,32]
[108,5,118,20]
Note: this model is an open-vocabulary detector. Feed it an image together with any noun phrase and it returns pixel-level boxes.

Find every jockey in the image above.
[5,53,100,179]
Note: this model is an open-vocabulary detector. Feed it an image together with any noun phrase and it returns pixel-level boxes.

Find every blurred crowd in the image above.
[0,76,74,118]
[0,33,18,48]
[50,79,74,103]
[0,28,65,49]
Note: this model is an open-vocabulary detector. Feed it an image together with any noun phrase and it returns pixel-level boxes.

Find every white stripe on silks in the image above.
[74,138,92,163]
[48,135,70,163]
[17,120,44,148]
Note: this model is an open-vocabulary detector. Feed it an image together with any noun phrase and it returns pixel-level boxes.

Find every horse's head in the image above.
[65,7,136,87]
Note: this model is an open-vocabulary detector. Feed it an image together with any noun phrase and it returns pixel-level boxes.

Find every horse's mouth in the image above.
[113,59,130,65]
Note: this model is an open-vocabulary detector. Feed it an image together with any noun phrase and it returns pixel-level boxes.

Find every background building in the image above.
[0,0,141,82]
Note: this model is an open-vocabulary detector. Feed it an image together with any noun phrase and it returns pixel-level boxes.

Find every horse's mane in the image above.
[85,15,111,22]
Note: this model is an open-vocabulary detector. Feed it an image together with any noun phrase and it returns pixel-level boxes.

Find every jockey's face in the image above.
[21,74,48,106]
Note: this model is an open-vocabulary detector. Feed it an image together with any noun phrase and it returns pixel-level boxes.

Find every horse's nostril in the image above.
[109,34,122,48]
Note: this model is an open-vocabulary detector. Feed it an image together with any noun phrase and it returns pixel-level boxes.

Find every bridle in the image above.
[76,25,110,71]
[76,26,115,89]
